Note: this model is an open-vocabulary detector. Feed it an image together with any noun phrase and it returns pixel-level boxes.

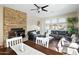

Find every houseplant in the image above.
[67,17,78,34]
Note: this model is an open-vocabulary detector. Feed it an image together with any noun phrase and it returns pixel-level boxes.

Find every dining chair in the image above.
[67,43,79,55]
[57,37,69,53]
[6,36,22,47]
[36,37,49,48]
[67,47,79,55]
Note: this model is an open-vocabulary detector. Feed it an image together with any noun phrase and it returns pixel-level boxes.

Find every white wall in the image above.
[26,15,46,35]
[0,6,3,46]
[27,15,40,31]
[39,18,46,35]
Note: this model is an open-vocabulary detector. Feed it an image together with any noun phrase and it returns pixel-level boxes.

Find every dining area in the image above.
[0,36,63,55]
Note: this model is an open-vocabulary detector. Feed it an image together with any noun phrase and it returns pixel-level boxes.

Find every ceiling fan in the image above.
[31,4,49,13]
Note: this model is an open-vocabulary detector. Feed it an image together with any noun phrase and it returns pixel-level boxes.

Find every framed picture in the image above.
[37,21,40,26]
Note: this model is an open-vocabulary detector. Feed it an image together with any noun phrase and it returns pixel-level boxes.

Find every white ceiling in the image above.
[1,4,79,18]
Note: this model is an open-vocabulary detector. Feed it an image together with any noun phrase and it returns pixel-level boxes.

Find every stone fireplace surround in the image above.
[0,7,27,47]
[3,7,26,39]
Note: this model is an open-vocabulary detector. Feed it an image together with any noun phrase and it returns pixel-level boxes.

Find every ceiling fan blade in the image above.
[42,5,49,8]
[31,9,37,10]
[34,4,39,9]
[42,8,48,12]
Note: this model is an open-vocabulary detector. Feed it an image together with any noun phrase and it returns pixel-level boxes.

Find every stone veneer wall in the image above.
[0,6,3,47]
[3,7,26,46]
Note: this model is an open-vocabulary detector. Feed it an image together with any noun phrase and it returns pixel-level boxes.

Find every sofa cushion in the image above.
[32,32,37,35]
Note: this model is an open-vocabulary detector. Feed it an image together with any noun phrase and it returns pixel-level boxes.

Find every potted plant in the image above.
[67,17,78,34]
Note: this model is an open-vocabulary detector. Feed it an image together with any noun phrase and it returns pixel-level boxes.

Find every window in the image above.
[45,18,67,30]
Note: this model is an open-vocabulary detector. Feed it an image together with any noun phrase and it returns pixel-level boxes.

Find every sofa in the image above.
[27,30,42,42]
[49,30,71,40]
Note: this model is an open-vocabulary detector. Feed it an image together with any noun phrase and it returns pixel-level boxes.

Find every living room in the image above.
[0,4,79,55]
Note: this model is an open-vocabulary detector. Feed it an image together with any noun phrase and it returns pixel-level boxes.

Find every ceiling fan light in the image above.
[39,8,41,11]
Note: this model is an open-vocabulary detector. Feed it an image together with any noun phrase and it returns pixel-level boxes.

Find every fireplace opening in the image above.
[8,28,25,38]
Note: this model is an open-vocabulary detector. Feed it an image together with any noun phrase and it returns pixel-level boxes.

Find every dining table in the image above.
[0,40,63,55]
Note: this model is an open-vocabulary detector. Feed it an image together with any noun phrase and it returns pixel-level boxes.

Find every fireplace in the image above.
[8,28,25,38]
